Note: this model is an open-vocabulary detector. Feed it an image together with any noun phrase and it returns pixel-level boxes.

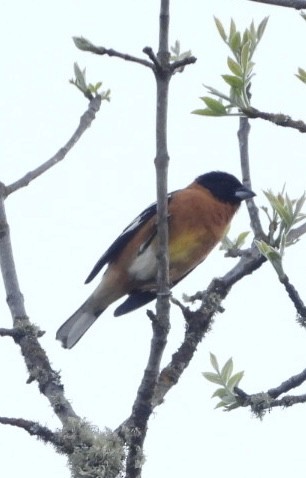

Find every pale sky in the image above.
[2,1,306,477]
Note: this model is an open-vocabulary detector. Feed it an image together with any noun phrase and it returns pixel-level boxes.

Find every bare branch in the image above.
[268,367,306,398]
[143,46,161,70]
[0,189,79,425]
[235,367,306,415]
[238,117,266,239]
[248,0,306,8]
[6,95,102,196]
[0,417,61,446]
[279,274,306,324]
[170,55,197,73]
[73,37,153,69]
[0,327,20,338]
[244,107,306,133]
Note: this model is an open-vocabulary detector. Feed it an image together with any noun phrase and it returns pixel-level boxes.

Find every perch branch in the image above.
[124,2,171,477]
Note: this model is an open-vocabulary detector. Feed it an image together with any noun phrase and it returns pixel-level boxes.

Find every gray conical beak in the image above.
[235,185,256,200]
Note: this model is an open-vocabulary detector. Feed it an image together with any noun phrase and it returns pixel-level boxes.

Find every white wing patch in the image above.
[128,243,157,281]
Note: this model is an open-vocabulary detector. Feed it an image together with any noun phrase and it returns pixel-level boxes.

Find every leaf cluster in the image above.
[193,17,268,117]
[256,190,306,278]
[170,40,192,63]
[203,353,244,410]
[70,62,111,101]
[220,231,250,253]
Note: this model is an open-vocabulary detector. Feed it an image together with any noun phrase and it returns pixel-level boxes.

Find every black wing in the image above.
[85,194,173,284]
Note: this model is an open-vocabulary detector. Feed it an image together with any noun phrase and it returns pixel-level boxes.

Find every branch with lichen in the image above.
[116,243,266,441]
[235,366,306,418]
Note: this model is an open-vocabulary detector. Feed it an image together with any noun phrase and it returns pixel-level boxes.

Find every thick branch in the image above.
[244,107,306,133]
[0,188,78,425]
[248,0,306,8]
[6,95,102,196]
[116,245,266,435]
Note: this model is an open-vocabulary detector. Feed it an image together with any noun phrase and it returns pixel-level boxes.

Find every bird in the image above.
[56,171,255,349]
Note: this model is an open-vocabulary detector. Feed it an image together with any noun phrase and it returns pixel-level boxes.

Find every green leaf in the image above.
[257,17,269,41]
[221,357,233,382]
[229,18,237,39]
[202,97,227,114]
[227,371,244,390]
[222,74,243,88]
[236,231,250,247]
[202,372,223,385]
[212,388,227,399]
[209,352,219,372]
[241,41,251,71]
[192,108,222,116]
[214,17,227,42]
[73,62,87,90]
[249,20,256,42]
[227,57,243,77]
[229,31,241,53]
[73,36,94,52]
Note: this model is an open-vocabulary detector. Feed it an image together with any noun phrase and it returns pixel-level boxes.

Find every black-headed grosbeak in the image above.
[56,171,255,348]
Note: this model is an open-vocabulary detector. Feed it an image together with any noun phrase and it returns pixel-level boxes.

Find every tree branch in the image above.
[279,274,306,324]
[243,107,306,133]
[248,0,306,8]
[0,416,61,446]
[238,116,266,239]
[0,187,78,425]
[6,95,102,196]
[235,367,306,415]
[116,245,266,436]
[124,2,171,477]
[73,37,154,69]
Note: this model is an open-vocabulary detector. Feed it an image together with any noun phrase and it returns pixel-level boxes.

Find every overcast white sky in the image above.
[2,1,306,477]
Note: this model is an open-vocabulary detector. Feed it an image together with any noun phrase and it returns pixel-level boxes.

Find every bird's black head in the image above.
[196,171,255,205]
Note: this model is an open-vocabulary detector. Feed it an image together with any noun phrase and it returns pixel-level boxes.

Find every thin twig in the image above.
[6,95,102,196]
[244,107,306,133]
[248,0,306,8]
[170,55,197,73]
[238,117,266,239]
[74,37,153,69]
